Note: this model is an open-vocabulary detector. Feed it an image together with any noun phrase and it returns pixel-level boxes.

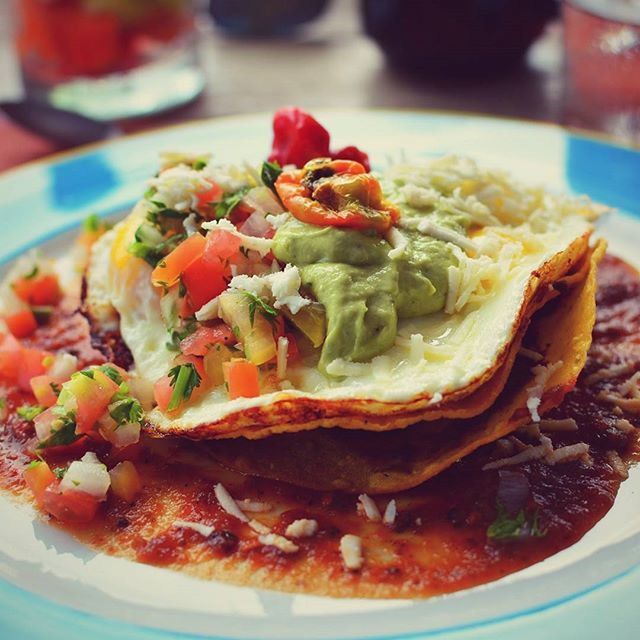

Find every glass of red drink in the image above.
[563,0,640,143]
[13,0,204,120]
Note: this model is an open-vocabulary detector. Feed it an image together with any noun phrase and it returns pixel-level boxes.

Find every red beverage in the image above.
[563,0,640,142]
[13,0,203,120]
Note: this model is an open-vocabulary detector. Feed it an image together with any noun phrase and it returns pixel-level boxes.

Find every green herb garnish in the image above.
[17,405,45,421]
[261,160,282,191]
[487,501,546,541]
[215,188,249,220]
[36,412,79,450]
[167,363,201,411]
[243,291,277,326]
[24,265,39,280]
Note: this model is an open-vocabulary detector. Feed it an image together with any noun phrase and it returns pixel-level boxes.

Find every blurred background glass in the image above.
[12,0,204,120]
[563,0,640,142]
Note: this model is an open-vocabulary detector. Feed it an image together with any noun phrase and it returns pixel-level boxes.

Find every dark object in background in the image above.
[209,0,328,37]
[0,101,115,148]
[362,0,558,77]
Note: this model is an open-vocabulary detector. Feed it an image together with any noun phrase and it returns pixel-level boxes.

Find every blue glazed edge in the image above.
[0,111,639,640]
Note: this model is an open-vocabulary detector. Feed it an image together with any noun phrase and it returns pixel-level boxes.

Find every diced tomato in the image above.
[0,333,21,384]
[153,375,173,413]
[223,359,260,399]
[30,375,58,407]
[175,354,206,380]
[151,233,206,288]
[181,255,228,310]
[17,347,49,391]
[195,182,224,216]
[40,485,100,523]
[180,324,235,356]
[204,229,243,262]
[177,294,195,320]
[13,274,62,306]
[5,309,38,338]
[23,460,56,502]
[109,461,142,503]
[63,369,119,434]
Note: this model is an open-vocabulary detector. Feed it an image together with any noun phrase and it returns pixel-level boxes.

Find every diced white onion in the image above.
[60,453,111,500]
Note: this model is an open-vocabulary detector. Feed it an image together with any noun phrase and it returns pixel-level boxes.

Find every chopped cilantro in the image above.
[193,158,208,170]
[167,363,201,411]
[243,291,277,326]
[49,382,61,396]
[17,405,44,421]
[487,501,546,541]
[261,160,282,191]
[109,394,143,426]
[53,466,66,479]
[215,188,249,220]
[79,369,95,379]
[166,318,197,352]
[99,364,124,384]
[83,213,100,233]
[36,412,79,450]
[24,265,39,280]
[144,186,157,200]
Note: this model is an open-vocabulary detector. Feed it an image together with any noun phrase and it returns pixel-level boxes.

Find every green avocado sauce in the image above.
[271,183,470,374]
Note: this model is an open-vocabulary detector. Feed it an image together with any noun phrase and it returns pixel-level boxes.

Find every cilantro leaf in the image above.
[99,364,124,385]
[36,413,79,449]
[215,188,249,220]
[24,265,39,280]
[487,501,546,541]
[109,395,143,426]
[243,291,277,326]
[193,158,208,170]
[17,405,45,421]
[261,160,282,191]
[167,363,201,411]
[166,318,197,352]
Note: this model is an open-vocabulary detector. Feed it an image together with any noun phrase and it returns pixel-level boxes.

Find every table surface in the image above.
[0,1,566,170]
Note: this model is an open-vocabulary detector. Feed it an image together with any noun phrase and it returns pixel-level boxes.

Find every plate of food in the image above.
[0,108,638,640]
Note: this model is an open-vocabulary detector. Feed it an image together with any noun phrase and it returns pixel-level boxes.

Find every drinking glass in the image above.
[13,0,205,121]
[563,0,640,143]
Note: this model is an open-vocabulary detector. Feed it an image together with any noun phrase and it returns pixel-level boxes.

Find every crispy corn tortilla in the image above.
[142,232,592,439]
[204,241,605,493]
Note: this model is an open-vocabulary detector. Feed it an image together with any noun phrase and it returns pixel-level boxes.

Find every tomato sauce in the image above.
[0,254,638,598]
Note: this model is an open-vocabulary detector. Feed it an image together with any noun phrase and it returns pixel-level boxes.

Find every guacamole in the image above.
[272,191,469,373]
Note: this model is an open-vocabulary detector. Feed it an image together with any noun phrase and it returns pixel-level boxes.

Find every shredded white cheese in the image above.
[358,494,382,522]
[340,534,363,571]
[483,436,554,470]
[236,499,271,513]
[248,519,271,535]
[276,336,289,380]
[285,519,319,539]
[214,483,249,522]
[227,264,310,314]
[518,347,544,363]
[386,227,409,259]
[584,363,634,386]
[605,450,628,479]
[258,533,299,554]
[383,500,397,526]
[325,358,369,378]
[614,418,635,434]
[526,361,563,422]
[413,219,477,256]
[266,212,292,229]
[173,520,215,537]
[545,442,590,466]
[538,418,578,432]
